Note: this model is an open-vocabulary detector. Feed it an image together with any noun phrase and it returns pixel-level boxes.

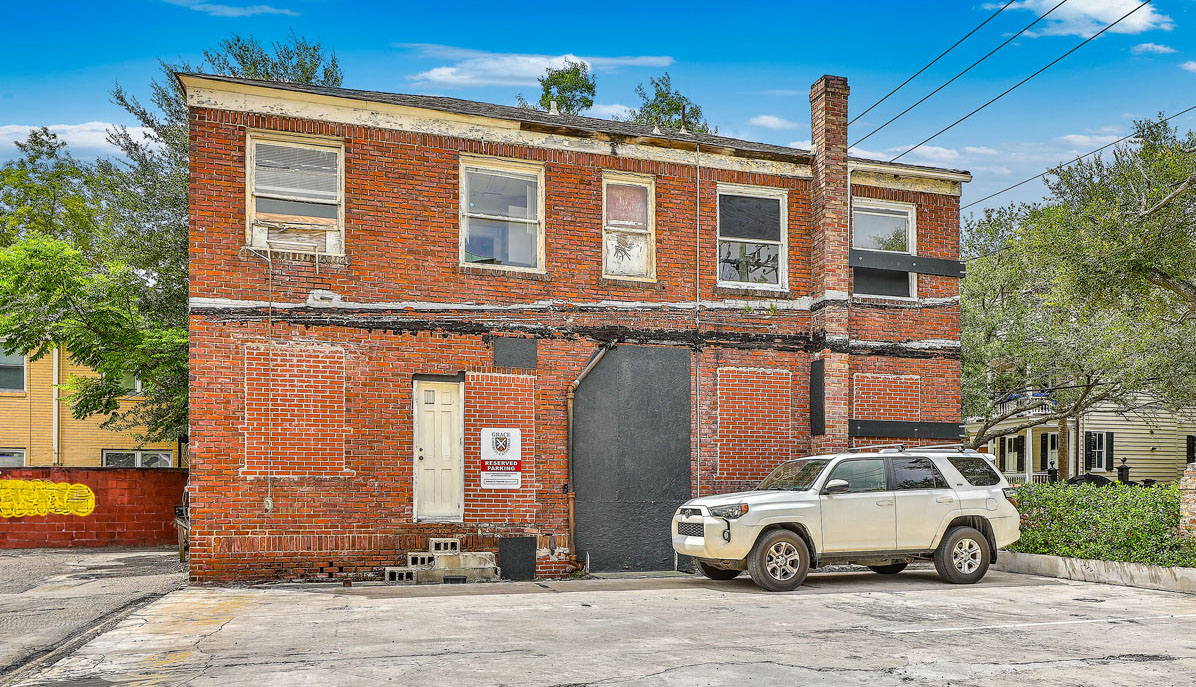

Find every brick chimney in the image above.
[809,75,851,452]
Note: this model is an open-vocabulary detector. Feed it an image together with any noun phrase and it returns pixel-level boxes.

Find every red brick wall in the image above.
[0,467,187,548]
[715,367,794,481]
[464,372,537,523]
[853,373,920,421]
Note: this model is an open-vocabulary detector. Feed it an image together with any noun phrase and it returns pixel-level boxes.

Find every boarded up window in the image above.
[717,189,786,288]
[603,178,654,279]
[249,138,343,255]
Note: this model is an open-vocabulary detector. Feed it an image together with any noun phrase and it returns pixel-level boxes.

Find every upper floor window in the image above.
[602,173,656,281]
[0,350,24,392]
[459,157,545,273]
[852,198,916,299]
[716,185,788,290]
[248,133,344,256]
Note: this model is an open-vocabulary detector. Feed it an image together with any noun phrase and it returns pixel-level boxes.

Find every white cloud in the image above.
[1005,0,1173,38]
[587,103,635,120]
[1182,61,1196,74]
[848,146,887,160]
[399,44,673,88]
[1056,133,1121,146]
[748,114,800,130]
[886,145,960,162]
[163,0,297,17]
[964,145,1000,156]
[1131,42,1177,55]
[787,139,812,150]
[970,165,1014,176]
[0,122,152,157]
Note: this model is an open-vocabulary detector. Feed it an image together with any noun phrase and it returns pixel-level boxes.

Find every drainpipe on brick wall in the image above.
[52,347,60,466]
[694,142,703,497]
[566,343,614,560]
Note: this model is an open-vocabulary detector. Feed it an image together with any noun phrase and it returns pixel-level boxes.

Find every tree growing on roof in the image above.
[623,72,714,134]
[516,58,595,116]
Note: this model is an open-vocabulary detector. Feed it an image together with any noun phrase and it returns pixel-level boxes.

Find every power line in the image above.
[961,102,1196,211]
[850,0,1069,149]
[849,0,1018,127]
[892,0,1153,163]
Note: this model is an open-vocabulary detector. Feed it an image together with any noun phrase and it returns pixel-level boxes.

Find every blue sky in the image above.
[2,0,1194,215]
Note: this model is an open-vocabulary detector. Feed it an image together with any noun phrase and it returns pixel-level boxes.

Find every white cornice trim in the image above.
[849,160,972,183]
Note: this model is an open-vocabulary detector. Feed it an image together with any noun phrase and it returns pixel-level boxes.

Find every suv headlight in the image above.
[709,503,749,519]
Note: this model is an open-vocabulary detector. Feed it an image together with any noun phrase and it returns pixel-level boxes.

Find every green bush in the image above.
[1010,482,1196,568]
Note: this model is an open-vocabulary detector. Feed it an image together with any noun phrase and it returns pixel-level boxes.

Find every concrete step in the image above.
[414,566,500,585]
[430,551,496,569]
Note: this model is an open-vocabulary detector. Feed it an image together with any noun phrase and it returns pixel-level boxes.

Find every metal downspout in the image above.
[565,342,614,566]
[694,142,702,498]
[52,347,60,465]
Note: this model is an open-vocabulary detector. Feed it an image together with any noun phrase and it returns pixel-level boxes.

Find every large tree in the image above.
[517,58,595,116]
[623,72,714,134]
[0,33,342,444]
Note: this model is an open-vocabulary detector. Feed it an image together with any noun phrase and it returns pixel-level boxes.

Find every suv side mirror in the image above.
[823,478,849,495]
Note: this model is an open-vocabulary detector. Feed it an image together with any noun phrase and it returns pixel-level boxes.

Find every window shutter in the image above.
[1187,435,1195,464]
[1039,433,1049,472]
[1084,432,1095,471]
[1105,432,1115,472]
[1015,436,1025,472]
[998,439,1007,471]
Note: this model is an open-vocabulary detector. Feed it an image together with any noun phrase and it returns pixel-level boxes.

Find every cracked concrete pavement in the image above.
[9,568,1196,686]
[0,548,185,682]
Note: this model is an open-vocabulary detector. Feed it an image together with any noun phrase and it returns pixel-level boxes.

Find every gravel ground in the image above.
[0,548,184,681]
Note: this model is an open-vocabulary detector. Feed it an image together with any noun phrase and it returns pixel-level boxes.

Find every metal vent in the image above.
[676,522,704,537]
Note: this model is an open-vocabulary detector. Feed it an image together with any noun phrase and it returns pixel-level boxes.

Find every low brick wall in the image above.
[0,467,188,548]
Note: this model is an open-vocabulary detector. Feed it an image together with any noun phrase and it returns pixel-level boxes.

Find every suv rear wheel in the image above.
[697,561,742,580]
[934,526,990,584]
[867,562,908,575]
[747,529,810,592]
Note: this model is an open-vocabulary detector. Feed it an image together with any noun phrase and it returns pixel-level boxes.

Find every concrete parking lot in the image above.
[0,548,184,683]
[8,567,1196,687]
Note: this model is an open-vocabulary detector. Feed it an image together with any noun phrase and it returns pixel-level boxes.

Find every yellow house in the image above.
[0,349,182,468]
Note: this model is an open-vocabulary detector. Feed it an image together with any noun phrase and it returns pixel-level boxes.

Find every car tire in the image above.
[746,529,810,592]
[697,561,742,580]
[934,526,991,584]
[867,562,908,575]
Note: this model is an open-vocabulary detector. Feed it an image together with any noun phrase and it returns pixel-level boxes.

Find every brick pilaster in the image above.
[1181,463,1196,537]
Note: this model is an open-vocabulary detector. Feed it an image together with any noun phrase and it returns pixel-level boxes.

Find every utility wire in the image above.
[851,0,1069,149]
[892,0,1153,163]
[850,0,1017,127]
[961,102,1196,211]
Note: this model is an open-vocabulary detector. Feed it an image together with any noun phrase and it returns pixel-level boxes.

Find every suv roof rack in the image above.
[842,443,907,454]
[910,443,982,452]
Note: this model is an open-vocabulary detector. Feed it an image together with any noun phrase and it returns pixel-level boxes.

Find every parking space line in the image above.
[879,613,1196,634]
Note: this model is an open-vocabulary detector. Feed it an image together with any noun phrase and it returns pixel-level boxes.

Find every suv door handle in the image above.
[875,499,894,507]
[936,496,955,503]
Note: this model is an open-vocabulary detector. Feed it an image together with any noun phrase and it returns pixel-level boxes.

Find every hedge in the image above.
[1009,482,1196,568]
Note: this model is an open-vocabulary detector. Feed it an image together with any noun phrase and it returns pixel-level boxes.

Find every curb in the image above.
[995,551,1196,594]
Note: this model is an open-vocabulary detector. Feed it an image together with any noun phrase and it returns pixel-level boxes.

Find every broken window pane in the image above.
[606,184,648,230]
[718,241,780,285]
[466,170,538,220]
[719,195,781,241]
[464,218,539,268]
[103,452,137,468]
[604,231,651,277]
[254,143,338,202]
[140,452,172,468]
[853,207,910,252]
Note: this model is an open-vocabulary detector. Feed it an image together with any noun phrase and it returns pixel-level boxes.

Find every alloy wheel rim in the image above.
[765,541,801,581]
[952,538,982,574]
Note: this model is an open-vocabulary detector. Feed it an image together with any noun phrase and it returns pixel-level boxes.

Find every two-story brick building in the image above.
[181,72,970,582]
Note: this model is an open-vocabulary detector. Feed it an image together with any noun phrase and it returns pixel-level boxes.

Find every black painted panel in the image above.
[718,194,781,241]
[810,359,825,436]
[492,337,538,369]
[850,249,965,278]
[853,267,911,298]
[498,536,537,581]
[849,419,965,439]
[573,345,692,572]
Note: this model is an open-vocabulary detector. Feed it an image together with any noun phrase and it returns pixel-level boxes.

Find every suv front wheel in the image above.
[747,529,810,592]
[934,526,991,584]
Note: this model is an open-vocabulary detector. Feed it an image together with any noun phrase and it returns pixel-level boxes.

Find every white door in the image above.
[891,456,959,550]
[414,381,463,521]
[819,458,897,553]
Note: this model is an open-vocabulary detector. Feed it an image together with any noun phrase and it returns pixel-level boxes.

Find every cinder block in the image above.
[382,567,415,584]
[407,552,435,568]
[429,537,460,554]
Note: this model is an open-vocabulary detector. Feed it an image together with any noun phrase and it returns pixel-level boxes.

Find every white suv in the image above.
[672,445,1020,592]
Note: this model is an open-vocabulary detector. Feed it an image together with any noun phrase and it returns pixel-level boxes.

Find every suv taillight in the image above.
[1002,487,1018,508]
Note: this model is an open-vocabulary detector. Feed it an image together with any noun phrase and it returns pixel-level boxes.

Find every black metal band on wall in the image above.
[849,420,964,439]
[849,249,965,278]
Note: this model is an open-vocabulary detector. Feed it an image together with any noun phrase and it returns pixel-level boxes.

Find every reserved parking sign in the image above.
[480,428,522,489]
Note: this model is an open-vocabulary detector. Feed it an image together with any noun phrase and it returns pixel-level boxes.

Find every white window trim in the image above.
[245,130,346,257]
[715,183,789,292]
[102,449,173,468]
[851,197,918,301]
[0,448,25,467]
[1089,432,1107,473]
[601,171,656,282]
[0,346,26,394]
[458,155,546,275]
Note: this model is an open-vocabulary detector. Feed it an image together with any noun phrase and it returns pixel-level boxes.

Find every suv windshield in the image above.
[758,459,831,491]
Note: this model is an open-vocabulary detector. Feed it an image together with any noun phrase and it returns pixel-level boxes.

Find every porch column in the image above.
[1024,426,1033,482]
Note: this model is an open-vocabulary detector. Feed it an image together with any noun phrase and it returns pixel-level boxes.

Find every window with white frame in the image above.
[459,158,544,272]
[102,449,172,468]
[0,349,24,392]
[851,198,916,299]
[1088,432,1106,471]
[602,174,655,280]
[248,133,344,255]
[716,185,787,289]
[0,449,25,467]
